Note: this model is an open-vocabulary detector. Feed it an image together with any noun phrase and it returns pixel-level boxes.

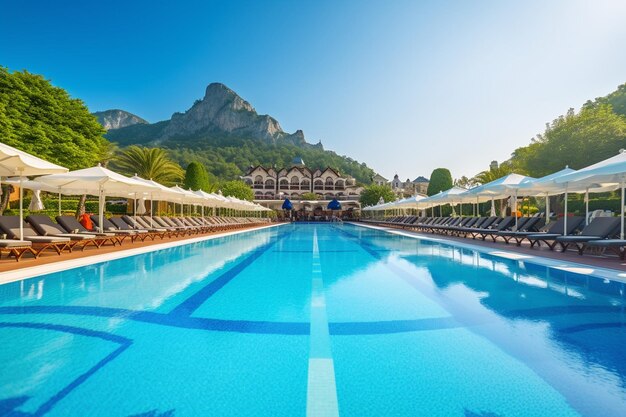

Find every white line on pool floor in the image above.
[306,228,340,417]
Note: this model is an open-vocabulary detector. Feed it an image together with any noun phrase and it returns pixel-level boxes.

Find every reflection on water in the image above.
[0,230,272,312]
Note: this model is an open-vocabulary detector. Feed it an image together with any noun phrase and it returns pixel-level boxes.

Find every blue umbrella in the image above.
[327,198,341,210]
[282,198,293,210]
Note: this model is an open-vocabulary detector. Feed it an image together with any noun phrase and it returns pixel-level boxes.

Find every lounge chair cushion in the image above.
[24,236,70,243]
[586,239,626,247]
[0,216,40,239]
[555,235,604,243]
[56,216,91,233]
[0,239,31,248]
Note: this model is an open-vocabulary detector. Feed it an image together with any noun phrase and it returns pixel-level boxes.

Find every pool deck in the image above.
[0,223,286,285]
[351,222,626,278]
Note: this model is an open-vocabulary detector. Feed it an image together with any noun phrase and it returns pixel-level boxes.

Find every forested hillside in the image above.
[0,67,110,170]
[509,83,626,177]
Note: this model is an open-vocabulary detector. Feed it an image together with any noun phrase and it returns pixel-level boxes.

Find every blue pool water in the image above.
[1,223,625,417]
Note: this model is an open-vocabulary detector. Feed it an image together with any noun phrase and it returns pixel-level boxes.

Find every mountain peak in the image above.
[92,109,148,130]
[104,83,319,148]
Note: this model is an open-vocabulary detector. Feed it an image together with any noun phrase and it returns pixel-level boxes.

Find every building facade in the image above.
[242,158,361,201]
[388,174,430,197]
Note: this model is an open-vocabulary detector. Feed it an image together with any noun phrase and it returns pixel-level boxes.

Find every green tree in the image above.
[454,175,477,189]
[301,192,318,201]
[221,180,254,201]
[111,146,184,185]
[426,168,453,196]
[0,67,109,170]
[183,161,213,191]
[510,104,626,176]
[472,163,515,185]
[359,184,396,206]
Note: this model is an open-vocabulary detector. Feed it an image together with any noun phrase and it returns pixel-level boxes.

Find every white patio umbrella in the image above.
[193,189,220,218]
[0,142,68,239]
[464,173,535,228]
[555,150,626,239]
[28,189,45,212]
[170,185,206,216]
[37,165,158,233]
[136,198,147,215]
[130,176,186,226]
[6,177,105,216]
[419,187,468,216]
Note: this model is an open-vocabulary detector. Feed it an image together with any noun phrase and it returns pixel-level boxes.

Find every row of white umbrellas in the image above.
[0,142,270,239]
[365,149,626,239]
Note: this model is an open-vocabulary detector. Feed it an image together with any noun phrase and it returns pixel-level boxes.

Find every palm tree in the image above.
[472,164,516,185]
[112,146,184,186]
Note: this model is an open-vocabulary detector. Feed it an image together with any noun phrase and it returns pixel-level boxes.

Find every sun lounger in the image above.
[109,217,160,241]
[26,215,98,251]
[123,215,170,238]
[0,216,70,257]
[585,239,626,259]
[0,239,33,261]
[495,217,543,244]
[555,217,621,255]
[526,216,585,250]
[90,215,142,243]
[466,217,514,241]
[56,215,121,246]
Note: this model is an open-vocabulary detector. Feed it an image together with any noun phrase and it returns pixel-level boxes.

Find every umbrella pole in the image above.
[619,180,624,240]
[134,193,137,229]
[563,185,567,236]
[19,177,24,241]
[99,185,104,233]
[585,188,589,225]
[514,190,518,229]
[58,190,62,217]
[545,193,550,224]
[150,194,153,228]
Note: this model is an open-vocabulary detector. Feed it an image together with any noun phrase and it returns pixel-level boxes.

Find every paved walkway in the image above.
[0,224,274,275]
[356,222,626,272]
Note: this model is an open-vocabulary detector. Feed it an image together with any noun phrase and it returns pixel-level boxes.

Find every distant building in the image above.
[412,176,429,195]
[490,160,499,171]
[388,174,430,196]
[371,173,388,186]
[242,157,361,201]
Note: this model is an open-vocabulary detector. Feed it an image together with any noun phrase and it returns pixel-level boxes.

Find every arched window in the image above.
[290,176,300,190]
[314,179,323,190]
[300,179,310,190]
[265,179,275,189]
[335,180,345,189]
[254,175,263,184]
[279,178,289,190]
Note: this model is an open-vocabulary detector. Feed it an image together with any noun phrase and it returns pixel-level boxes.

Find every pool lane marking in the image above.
[0,322,132,417]
[170,231,290,317]
[307,228,340,417]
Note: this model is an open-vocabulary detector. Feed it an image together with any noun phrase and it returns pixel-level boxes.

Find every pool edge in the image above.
[0,223,288,286]
[347,222,626,283]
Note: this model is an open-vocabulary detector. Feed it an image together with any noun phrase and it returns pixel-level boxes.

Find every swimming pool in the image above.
[1,223,624,416]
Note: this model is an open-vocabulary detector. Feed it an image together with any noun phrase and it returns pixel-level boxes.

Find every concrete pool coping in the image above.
[348,222,626,284]
[0,222,288,286]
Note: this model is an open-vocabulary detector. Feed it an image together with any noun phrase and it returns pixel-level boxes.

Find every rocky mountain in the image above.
[93,109,148,130]
[105,83,317,148]
[101,83,376,184]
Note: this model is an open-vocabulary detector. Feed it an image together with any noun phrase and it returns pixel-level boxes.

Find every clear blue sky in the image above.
[2,0,626,181]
